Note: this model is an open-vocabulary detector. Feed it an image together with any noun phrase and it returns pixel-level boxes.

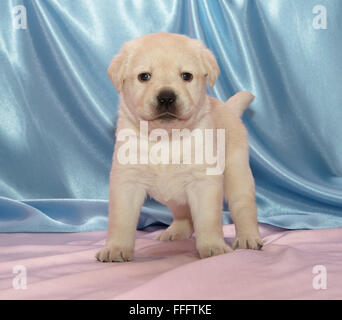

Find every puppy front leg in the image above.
[187,181,232,258]
[96,173,146,262]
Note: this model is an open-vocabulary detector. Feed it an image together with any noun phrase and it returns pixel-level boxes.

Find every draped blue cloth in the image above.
[1,0,341,232]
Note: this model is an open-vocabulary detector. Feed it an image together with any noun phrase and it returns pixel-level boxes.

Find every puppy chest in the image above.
[145,167,199,204]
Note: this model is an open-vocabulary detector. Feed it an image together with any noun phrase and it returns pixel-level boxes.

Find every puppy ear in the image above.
[201,48,220,88]
[107,51,127,93]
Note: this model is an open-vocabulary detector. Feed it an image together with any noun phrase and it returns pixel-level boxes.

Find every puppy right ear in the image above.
[201,48,220,88]
[107,52,127,93]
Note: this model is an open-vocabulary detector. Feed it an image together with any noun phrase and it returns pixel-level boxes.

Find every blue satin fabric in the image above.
[0,0,341,232]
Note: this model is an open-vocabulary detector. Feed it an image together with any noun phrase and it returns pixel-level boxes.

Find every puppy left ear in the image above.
[201,48,220,88]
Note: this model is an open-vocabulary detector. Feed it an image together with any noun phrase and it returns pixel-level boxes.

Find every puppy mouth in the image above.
[152,112,179,121]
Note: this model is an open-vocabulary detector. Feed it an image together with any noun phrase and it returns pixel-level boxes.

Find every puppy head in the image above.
[108,33,219,127]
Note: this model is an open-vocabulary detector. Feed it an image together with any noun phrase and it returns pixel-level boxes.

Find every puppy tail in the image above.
[224,91,254,117]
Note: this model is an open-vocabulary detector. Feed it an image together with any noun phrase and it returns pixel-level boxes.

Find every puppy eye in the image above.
[138,73,151,82]
[181,72,193,82]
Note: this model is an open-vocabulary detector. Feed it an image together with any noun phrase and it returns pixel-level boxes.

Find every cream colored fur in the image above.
[96,33,262,262]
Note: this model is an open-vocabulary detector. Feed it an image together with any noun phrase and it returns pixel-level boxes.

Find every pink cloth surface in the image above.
[0,224,341,300]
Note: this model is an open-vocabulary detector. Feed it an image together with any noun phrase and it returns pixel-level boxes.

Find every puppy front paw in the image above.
[232,233,263,250]
[95,244,133,262]
[196,240,232,259]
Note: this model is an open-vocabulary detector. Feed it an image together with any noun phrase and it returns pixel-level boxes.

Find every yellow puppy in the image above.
[96,33,262,262]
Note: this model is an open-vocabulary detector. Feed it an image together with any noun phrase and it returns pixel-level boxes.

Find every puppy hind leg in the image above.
[156,204,194,241]
[224,129,262,250]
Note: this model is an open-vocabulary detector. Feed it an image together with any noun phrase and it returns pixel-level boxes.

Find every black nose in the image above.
[157,90,176,109]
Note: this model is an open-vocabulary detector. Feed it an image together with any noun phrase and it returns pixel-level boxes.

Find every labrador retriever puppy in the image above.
[96,33,262,262]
